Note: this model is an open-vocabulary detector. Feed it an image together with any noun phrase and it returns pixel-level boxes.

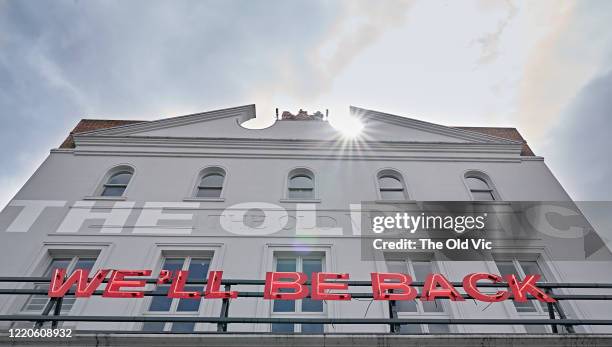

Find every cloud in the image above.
[516,1,612,143]
[0,0,414,207]
[545,68,612,200]
[473,0,518,65]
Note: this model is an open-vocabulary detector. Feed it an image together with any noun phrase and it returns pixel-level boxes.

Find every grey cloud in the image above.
[0,0,413,207]
[545,68,612,201]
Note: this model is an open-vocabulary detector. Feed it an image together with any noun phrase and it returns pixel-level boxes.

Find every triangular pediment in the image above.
[75,105,520,145]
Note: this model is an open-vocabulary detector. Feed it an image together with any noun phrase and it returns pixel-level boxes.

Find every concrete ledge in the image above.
[2,334,612,347]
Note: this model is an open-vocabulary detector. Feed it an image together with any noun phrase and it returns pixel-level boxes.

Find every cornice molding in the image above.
[351,106,522,145]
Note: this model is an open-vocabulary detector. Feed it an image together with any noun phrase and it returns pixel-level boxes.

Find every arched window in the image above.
[196,168,226,198]
[465,172,497,201]
[377,170,407,200]
[101,169,133,197]
[287,169,315,200]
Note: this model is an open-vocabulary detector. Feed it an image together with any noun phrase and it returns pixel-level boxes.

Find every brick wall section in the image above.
[59,119,147,148]
[59,119,535,156]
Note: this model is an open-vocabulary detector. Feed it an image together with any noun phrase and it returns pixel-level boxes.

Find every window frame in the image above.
[185,166,227,202]
[141,255,213,333]
[463,170,500,201]
[270,251,327,333]
[282,167,320,202]
[375,169,409,201]
[384,255,451,334]
[9,244,109,330]
[136,243,224,332]
[490,251,581,333]
[89,164,135,200]
[21,255,98,314]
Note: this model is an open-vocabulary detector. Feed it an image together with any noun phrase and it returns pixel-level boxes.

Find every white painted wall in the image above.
[0,106,609,334]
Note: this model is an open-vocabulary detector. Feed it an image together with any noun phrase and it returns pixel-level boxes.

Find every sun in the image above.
[333,117,364,138]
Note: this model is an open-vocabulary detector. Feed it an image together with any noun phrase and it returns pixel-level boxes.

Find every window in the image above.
[377,170,407,200]
[465,172,497,201]
[100,167,133,197]
[142,256,211,333]
[194,167,226,199]
[386,258,450,333]
[271,253,325,333]
[22,255,98,314]
[495,258,563,333]
[287,169,315,200]
[197,174,224,198]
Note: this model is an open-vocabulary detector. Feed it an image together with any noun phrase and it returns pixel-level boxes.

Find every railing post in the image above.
[551,299,575,333]
[34,297,58,329]
[51,297,63,329]
[388,289,400,334]
[217,284,231,332]
[545,289,558,333]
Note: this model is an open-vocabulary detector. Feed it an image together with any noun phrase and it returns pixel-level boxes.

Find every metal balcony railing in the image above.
[1,276,612,334]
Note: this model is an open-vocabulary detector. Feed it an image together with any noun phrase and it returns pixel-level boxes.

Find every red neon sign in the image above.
[48,269,556,303]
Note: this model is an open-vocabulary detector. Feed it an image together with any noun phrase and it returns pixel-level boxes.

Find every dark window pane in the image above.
[413,262,443,312]
[271,323,294,333]
[273,299,295,312]
[171,322,195,333]
[196,187,222,198]
[466,177,490,190]
[44,259,72,276]
[379,176,403,189]
[496,261,537,312]
[149,286,172,311]
[142,322,165,332]
[412,262,432,282]
[495,261,517,277]
[101,186,126,197]
[301,324,324,333]
[289,175,313,189]
[200,174,224,188]
[107,172,132,185]
[187,258,210,281]
[520,261,545,280]
[275,258,297,272]
[74,258,96,271]
[400,324,422,333]
[302,258,323,312]
[397,300,418,312]
[176,286,202,312]
[162,258,186,272]
[302,298,323,312]
[302,259,322,276]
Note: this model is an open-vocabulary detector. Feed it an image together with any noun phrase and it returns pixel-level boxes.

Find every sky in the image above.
[1,0,612,208]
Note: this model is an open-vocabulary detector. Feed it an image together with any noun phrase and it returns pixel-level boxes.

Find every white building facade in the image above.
[0,104,611,344]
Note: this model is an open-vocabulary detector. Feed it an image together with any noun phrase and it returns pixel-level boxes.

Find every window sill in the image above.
[374,199,417,204]
[82,196,127,201]
[183,197,225,202]
[279,199,322,203]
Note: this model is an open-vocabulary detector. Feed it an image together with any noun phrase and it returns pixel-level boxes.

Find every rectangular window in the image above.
[142,256,211,333]
[494,258,564,333]
[271,253,325,333]
[22,256,97,314]
[385,258,450,334]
